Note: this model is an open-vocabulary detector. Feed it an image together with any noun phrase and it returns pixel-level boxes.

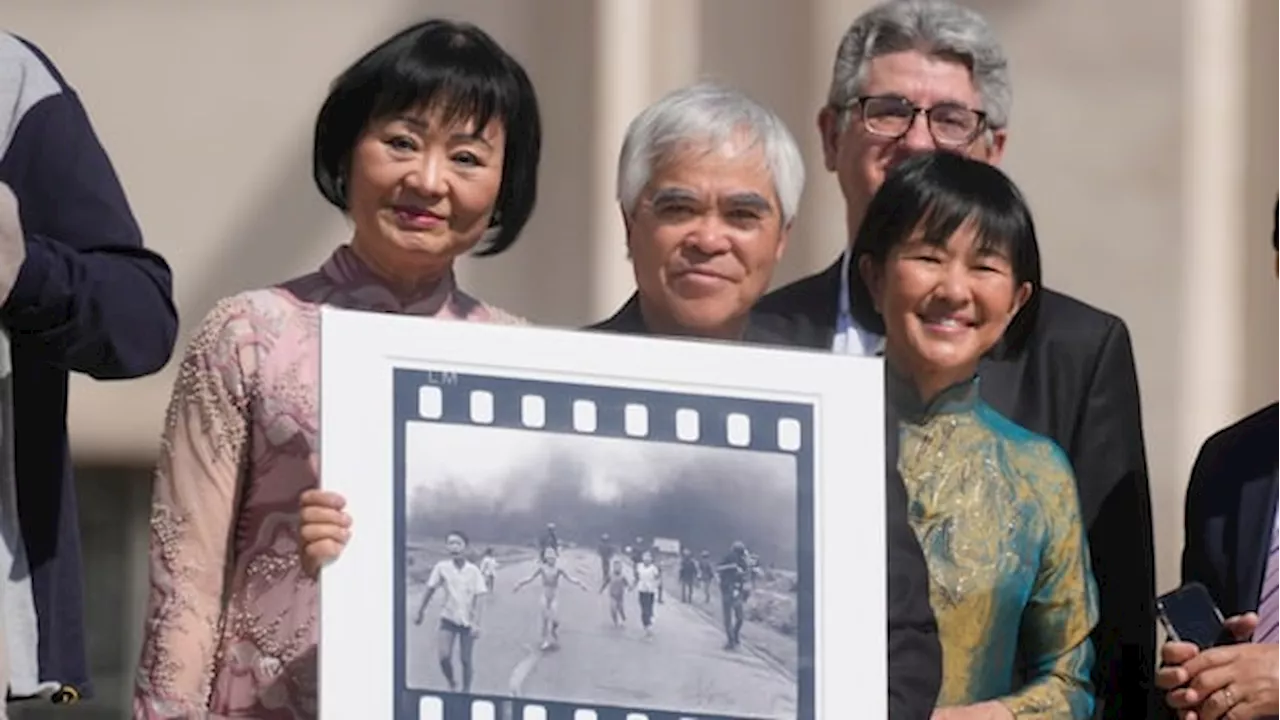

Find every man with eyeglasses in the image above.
[755,1,1157,718]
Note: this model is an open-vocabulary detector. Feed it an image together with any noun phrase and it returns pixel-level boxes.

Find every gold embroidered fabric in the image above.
[892,373,1099,718]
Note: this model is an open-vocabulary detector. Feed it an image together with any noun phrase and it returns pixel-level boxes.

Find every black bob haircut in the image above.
[312,19,542,256]
[849,151,1042,356]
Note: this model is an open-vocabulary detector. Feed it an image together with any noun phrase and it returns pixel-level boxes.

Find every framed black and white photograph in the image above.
[318,307,886,720]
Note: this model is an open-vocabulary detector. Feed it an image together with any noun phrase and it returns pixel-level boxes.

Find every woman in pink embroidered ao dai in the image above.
[132,19,543,719]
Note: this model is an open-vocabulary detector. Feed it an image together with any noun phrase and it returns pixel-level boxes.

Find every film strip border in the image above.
[416,695,718,720]
[391,368,816,720]
[401,369,811,455]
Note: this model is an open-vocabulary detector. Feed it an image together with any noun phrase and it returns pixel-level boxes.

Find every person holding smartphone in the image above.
[1154,202,1279,720]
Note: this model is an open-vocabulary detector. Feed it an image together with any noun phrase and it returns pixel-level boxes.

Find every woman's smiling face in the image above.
[862,219,1031,396]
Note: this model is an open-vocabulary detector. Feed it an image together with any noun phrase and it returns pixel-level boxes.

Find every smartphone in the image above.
[1156,582,1230,649]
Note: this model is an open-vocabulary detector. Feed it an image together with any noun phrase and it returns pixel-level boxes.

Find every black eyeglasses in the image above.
[847,95,987,147]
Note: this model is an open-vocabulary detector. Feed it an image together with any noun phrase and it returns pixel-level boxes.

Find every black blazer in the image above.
[587,293,798,345]
[589,294,943,720]
[756,259,1158,718]
[1181,403,1279,619]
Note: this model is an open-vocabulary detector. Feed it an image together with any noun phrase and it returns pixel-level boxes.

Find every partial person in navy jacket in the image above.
[1156,201,1279,720]
[0,31,178,707]
[1159,403,1279,720]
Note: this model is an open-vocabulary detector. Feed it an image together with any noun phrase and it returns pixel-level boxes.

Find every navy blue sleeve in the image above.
[0,87,178,379]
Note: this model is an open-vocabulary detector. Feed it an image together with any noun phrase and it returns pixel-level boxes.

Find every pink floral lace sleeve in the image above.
[134,296,259,718]
[131,245,526,719]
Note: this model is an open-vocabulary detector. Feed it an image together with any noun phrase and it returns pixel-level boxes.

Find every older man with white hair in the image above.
[756,1,1157,717]
[590,82,943,719]
[592,82,803,341]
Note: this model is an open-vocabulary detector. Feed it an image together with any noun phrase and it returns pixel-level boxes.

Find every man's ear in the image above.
[620,204,634,260]
[857,254,884,313]
[982,127,1008,166]
[817,106,841,173]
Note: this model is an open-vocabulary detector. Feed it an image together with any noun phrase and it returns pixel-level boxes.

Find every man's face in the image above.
[818,49,1008,241]
[625,137,789,339]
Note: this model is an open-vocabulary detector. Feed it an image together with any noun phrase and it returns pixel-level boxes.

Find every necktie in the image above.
[1253,511,1279,643]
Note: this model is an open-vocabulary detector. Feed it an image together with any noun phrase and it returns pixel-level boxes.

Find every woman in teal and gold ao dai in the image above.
[850,151,1100,720]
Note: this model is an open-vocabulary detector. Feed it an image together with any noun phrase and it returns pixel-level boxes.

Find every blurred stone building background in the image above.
[4,0,1277,716]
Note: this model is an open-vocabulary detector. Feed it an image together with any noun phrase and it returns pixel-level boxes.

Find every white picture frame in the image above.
[318,306,886,720]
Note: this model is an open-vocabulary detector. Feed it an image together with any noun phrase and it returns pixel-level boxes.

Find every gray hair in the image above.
[828,0,1011,130]
[616,83,805,225]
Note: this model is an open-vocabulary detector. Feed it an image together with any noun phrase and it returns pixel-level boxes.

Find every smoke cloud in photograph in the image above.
[403,422,798,568]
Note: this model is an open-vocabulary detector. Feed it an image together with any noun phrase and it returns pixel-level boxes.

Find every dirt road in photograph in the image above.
[405,546,796,718]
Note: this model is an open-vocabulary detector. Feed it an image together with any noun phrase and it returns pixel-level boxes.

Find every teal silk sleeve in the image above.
[997,440,1100,719]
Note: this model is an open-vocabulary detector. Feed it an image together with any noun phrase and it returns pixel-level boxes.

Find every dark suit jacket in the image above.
[1181,403,1279,619]
[755,259,1158,718]
[589,294,943,720]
